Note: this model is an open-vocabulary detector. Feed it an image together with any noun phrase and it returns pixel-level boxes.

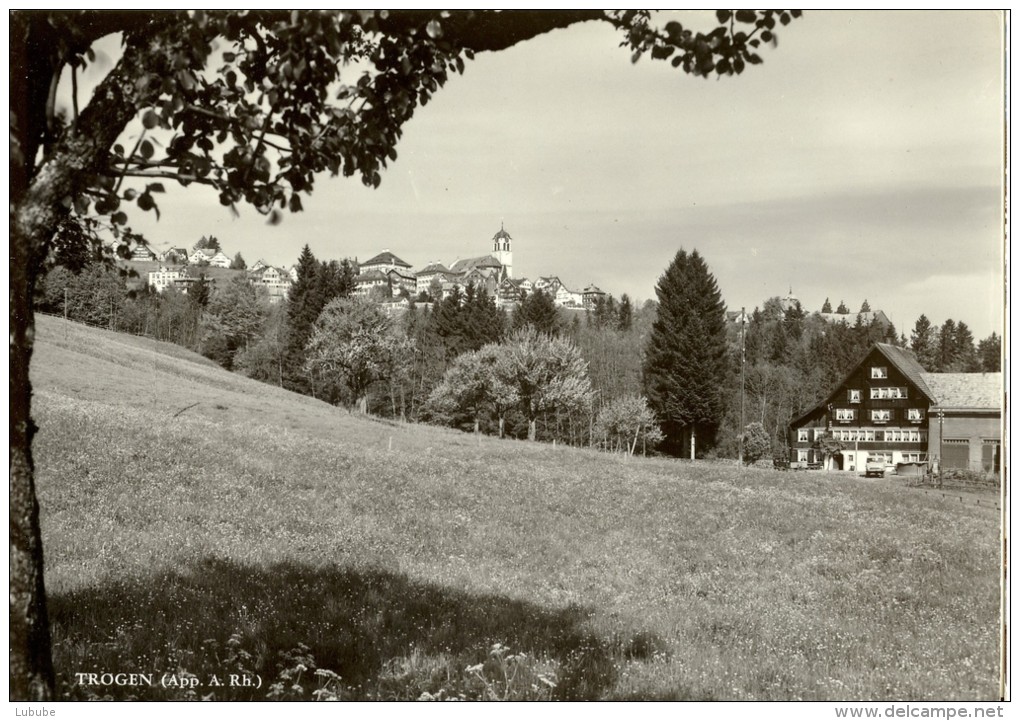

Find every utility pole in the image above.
[739,306,746,465]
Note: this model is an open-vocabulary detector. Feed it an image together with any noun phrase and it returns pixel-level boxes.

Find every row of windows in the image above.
[798,428,927,443]
[833,408,924,423]
[846,387,909,402]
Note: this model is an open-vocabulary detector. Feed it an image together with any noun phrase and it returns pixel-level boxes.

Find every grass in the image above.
[30,315,1001,700]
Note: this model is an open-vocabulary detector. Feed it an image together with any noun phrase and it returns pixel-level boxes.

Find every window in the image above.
[907,408,924,422]
[834,408,855,422]
[870,387,908,400]
[901,453,921,463]
[848,389,861,404]
[871,366,888,379]
[797,429,809,443]
[814,429,826,441]
[871,409,891,423]
[797,449,809,462]
[863,430,875,442]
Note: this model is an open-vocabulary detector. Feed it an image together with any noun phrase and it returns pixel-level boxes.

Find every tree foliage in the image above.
[593,396,664,455]
[643,248,728,457]
[741,421,772,465]
[304,297,412,411]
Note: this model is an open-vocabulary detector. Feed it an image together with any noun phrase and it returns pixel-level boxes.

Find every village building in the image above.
[188,248,231,268]
[555,284,583,308]
[360,250,413,275]
[130,245,158,262]
[788,343,1002,474]
[147,266,186,293]
[581,284,608,309]
[249,265,292,304]
[158,247,189,264]
[415,261,455,297]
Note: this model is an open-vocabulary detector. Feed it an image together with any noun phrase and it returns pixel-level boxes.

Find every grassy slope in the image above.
[31,316,1000,700]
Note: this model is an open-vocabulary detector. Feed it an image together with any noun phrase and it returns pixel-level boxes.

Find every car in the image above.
[865,456,886,478]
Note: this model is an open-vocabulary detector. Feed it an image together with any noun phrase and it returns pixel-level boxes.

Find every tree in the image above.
[978,332,1001,372]
[194,235,221,253]
[741,422,772,465]
[860,299,871,313]
[229,252,247,270]
[304,297,411,412]
[499,328,595,441]
[643,249,728,458]
[935,319,958,372]
[424,345,518,435]
[593,396,664,455]
[513,288,560,336]
[617,293,633,332]
[199,276,267,369]
[910,314,937,371]
[948,321,979,372]
[10,9,797,698]
[821,297,832,313]
[835,300,850,314]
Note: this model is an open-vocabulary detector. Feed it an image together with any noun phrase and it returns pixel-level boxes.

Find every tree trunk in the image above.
[690,425,696,460]
[10,222,55,702]
[528,418,537,441]
[498,416,505,439]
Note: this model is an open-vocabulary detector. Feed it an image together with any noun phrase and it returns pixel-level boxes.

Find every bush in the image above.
[741,422,771,465]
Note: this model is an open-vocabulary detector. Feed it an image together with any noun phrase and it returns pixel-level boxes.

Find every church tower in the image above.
[492,222,513,279]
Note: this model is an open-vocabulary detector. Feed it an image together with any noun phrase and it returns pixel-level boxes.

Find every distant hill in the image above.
[30,315,999,701]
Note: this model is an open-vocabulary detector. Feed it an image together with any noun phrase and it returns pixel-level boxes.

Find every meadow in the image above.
[30,315,1001,700]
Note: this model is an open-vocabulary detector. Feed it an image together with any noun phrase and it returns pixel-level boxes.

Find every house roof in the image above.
[362,251,411,268]
[919,373,1002,410]
[416,261,451,275]
[449,255,502,274]
[492,224,512,241]
[355,270,389,282]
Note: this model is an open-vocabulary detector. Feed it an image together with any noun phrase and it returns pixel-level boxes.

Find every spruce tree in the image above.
[821,297,832,313]
[643,248,728,458]
[860,299,871,313]
[513,289,560,335]
[935,319,957,372]
[910,314,937,370]
[617,293,633,332]
[978,332,1001,372]
[285,245,321,390]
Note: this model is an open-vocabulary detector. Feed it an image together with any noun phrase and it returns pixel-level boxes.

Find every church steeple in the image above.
[492,222,513,278]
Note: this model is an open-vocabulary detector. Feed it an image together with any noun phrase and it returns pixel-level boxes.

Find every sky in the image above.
[70,10,1006,338]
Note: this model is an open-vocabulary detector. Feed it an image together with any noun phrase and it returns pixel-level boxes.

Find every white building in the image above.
[147,267,186,293]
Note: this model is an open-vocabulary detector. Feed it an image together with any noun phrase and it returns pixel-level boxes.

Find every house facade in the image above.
[249,265,292,304]
[147,267,186,293]
[789,343,1002,474]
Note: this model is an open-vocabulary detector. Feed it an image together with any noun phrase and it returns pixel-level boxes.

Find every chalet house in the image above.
[353,270,390,298]
[555,285,583,308]
[789,343,1002,474]
[581,284,607,309]
[386,267,417,297]
[415,261,454,296]
[189,248,231,268]
[249,265,292,304]
[158,247,189,264]
[130,245,158,262]
[496,277,526,308]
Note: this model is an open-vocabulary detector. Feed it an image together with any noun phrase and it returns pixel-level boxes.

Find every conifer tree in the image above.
[860,299,871,313]
[836,300,849,314]
[643,248,728,458]
[617,293,633,332]
[821,297,832,313]
[513,289,560,336]
[978,332,1001,372]
[910,314,937,371]
[935,319,957,372]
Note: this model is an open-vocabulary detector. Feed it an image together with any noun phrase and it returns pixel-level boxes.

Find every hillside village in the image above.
[134,224,612,311]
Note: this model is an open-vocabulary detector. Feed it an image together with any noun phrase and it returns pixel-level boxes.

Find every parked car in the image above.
[865,456,886,478]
